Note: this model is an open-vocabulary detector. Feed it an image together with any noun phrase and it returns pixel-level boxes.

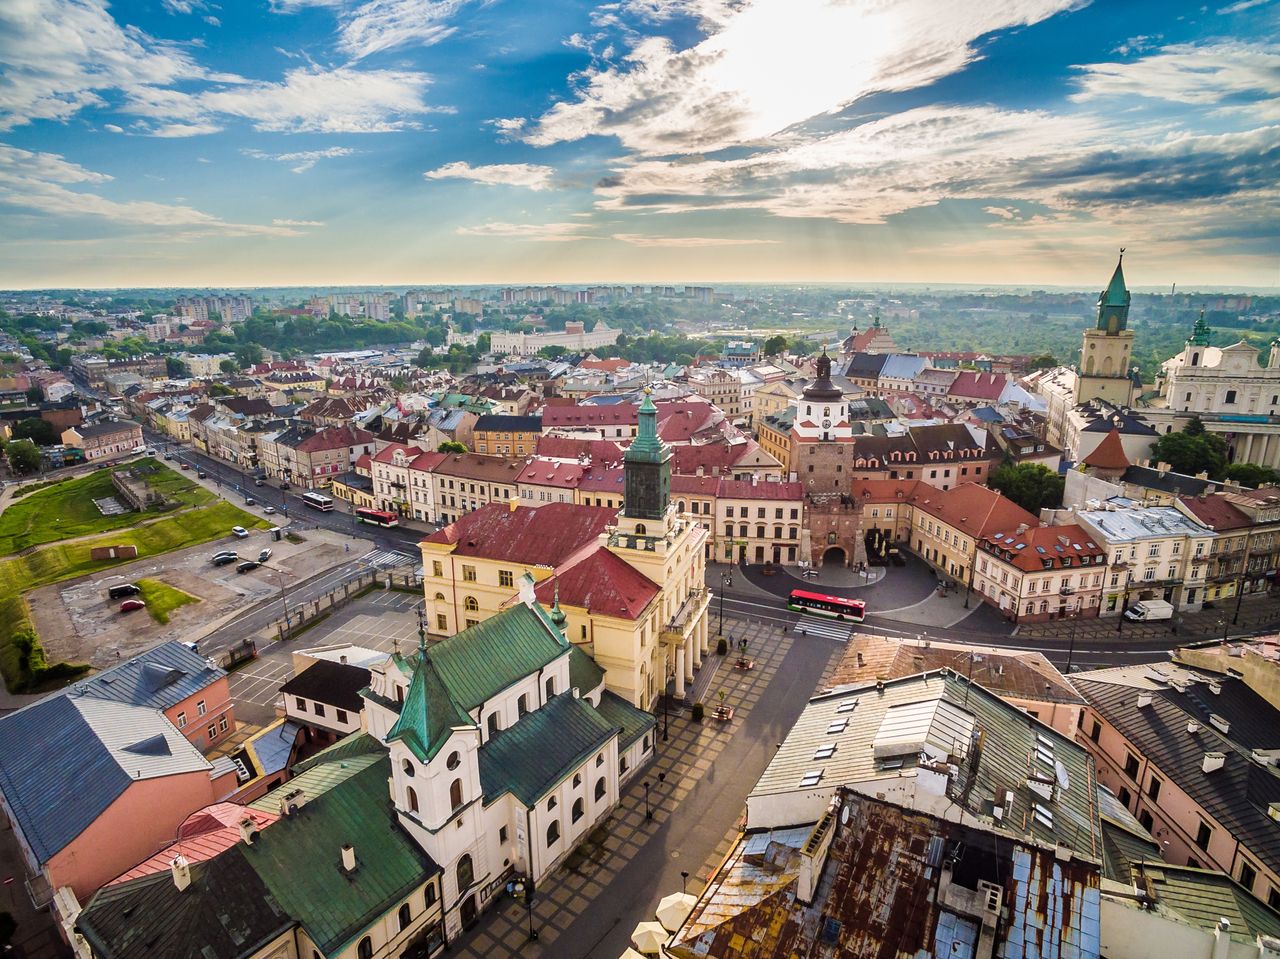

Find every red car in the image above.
[119,599,147,613]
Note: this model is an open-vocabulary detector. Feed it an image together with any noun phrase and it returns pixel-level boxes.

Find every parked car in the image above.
[164,453,174,461]
[119,599,146,613]
[263,506,276,515]
[236,561,260,574]
[254,478,265,487]
[197,469,206,478]
[212,554,238,567]
[258,547,272,563]
[279,481,291,491]
[231,526,249,539]
[107,583,141,600]
[144,448,156,455]
[181,461,190,470]
[244,497,256,507]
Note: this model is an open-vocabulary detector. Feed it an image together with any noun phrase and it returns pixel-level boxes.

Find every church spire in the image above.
[1187,309,1212,346]
[623,388,671,521]
[548,579,567,632]
[1096,249,1131,334]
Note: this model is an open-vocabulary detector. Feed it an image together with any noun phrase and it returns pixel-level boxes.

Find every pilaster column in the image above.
[691,628,702,670]
[685,636,696,683]
[700,613,709,655]
[674,647,687,698]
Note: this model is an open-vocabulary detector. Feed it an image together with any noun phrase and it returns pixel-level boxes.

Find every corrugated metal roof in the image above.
[72,640,226,711]
[1136,862,1280,942]
[594,689,656,750]
[73,698,211,781]
[478,691,616,806]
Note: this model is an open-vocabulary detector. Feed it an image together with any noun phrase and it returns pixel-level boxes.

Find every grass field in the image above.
[0,458,215,555]
[136,578,199,625]
[0,499,269,692]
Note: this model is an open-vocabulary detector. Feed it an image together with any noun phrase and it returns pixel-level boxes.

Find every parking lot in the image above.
[229,588,423,721]
[30,527,354,669]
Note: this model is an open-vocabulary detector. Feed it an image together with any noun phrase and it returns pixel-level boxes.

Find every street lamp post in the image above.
[663,666,673,742]
[718,569,732,637]
[509,877,537,942]
[1065,604,1080,675]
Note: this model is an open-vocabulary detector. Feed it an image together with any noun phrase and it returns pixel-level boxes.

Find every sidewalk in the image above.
[1016,590,1280,645]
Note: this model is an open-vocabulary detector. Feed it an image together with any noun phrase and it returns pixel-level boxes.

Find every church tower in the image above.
[619,389,672,535]
[1076,251,1137,406]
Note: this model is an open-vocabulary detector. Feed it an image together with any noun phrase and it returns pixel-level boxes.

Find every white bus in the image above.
[300,491,334,511]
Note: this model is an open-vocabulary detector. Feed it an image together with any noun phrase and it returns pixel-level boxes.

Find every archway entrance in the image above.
[821,546,847,567]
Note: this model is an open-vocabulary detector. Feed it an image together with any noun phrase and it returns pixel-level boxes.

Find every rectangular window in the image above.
[1124,754,1139,779]
[499,826,509,844]
[1090,721,1101,743]
[1147,776,1161,801]
[1225,389,1237,405]
[295,697,307,711]
[462,565,476,582]
[196,700,207,716]
[436,613,448,631]
[1195,821,1212,851]
[433,561,443,577]
[314,703,326,718]
[218,716,228,733]
[176,711,186,728]
[1239,860,1257,892]
[336,709,348,724]
[499,569,514,588]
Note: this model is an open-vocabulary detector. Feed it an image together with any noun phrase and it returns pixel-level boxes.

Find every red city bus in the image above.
[355,507,400,528]
[787,588,866,621]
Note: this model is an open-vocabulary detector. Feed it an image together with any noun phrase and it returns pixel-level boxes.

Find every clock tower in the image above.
[621,390,671,527]
[791,350,852,444]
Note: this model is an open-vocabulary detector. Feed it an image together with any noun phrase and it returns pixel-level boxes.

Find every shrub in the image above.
[691,702,705,723]
[716,637,727,655]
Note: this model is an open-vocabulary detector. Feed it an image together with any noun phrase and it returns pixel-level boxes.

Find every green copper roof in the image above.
[1187,310,1212,346]
[1102,255,1130,307]
[568,645,605,694]
[243,757,440,955]
[477,691,616,806]
[386,656,471,763]
[594,688,656,749]
[625,390,670,465]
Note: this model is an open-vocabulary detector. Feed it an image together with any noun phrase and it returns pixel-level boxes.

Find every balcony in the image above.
[662,588,708,643]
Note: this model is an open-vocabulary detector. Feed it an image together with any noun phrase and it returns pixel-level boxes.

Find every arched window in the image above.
[425,882,437,907]
[402,758,414,777]
[456,854,474,892]
[572,798,585,823]
[358,937,373,959]
[434,592,445,602]
[487,713,500,737]
[407,786,419,813]
[595,777,606,800]
[545,676,555,699]
[398,902,412,931]
[677,500,685,513]
[635,523,646,535]
[449,778,463,811]
[546,820,561,846]
[464,596,479,612]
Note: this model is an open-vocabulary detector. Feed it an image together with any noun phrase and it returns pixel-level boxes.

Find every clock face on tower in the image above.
[822,419,832,430]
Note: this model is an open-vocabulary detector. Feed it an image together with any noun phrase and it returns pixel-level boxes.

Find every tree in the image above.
[7,439,41,474]
[437,441,467,454]
[207,382,235,397]
[424,326,447,348]
[1029,353,1057,370]
[166,356,189,378]
[1223,462,1280,488]
[538,345,568,360]
[25,385,43,405]
[763,335,788,357]
[989,462,1065,514]
[1150,425,1228,478]
[12,418,56,446]
[234,344,263,369]
[219,359,239,375]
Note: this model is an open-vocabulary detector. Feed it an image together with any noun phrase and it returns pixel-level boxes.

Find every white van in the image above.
[1123,599,1175,622]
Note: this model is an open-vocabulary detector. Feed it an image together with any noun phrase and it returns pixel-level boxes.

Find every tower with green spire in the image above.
[1076,250,1138,407]
[1187,310,1212,347]
[623,389,671,522]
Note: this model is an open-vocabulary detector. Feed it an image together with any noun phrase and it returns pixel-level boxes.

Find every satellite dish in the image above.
[1054,760,1070,792]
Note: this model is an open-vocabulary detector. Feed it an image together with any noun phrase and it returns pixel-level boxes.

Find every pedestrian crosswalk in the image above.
[794,613,854,643]
[359,548,416,570]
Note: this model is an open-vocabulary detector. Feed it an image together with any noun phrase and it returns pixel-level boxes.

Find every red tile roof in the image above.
[670,439,760,474]
[423,501,618,565]
[671,474,720,496]
[535,435,626,464]
[1178,494,1251,531]
[577,358,630,372]
[1081,428,1130,470]
[908,483,1039,540]
[852,479,924,503]
[717,479,804,500]
[542,404,637,429]
[947,371,1007,401]
[516,459,587,489]
[432,452,524,483]
[534,548,658,620]
[294,425,374,453]
[371,442,419,464]
[980,523,1104,572]
[109,803,278,884]
[577,466,626,493]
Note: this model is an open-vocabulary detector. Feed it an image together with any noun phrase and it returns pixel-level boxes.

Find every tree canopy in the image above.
[989,462,1065,514]
[1223,462,1280,488]
[7,439,40,474]
[11,418,57,446]
[1149,421,1228,478]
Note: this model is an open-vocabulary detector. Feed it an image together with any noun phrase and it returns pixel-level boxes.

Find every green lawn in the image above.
[0,458,214,555]
[136,578,199,625]
[0,499,269,692]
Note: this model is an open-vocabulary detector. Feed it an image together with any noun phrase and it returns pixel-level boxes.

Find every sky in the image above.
[1,0,1278,290]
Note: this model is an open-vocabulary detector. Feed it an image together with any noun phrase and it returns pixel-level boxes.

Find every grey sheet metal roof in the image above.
[750,670,1101,857]
[73,640,227,712]
[73,698,211,781]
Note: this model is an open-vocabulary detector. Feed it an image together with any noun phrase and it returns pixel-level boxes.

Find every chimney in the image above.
[171,854,192,892]
[1213,918,1232,959]
[1136,692,1153,708]
[1187,720,1201,735]
[796,799,839,905]
[239,817,257,845]
[1202,752,1226,774]
[341,844,357,872]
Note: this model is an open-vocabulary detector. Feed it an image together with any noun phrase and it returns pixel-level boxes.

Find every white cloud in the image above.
[150,121,224,137]
[0,143,298,236]
[455,221,596,241]
[425,160,556,190]
[612,232,777,246]
[272,217,325,226]
[1072,41,1280,106]
[1217,0,1270,12]
[519,0,1082,155]
[984,206,1018,220]
[245,146,357,172]
[271,0,474,60]
[103,123,124,133]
